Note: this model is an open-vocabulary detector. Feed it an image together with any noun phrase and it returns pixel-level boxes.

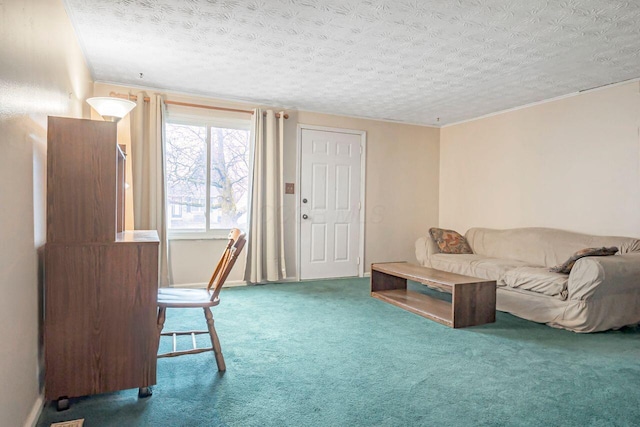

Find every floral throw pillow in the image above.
[549,246,619,274]
[428,227,473,254]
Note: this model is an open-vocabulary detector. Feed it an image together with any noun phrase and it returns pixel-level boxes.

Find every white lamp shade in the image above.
[86,97,136,122]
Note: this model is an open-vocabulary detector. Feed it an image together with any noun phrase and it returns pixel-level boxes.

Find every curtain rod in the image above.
[109,92,289,119]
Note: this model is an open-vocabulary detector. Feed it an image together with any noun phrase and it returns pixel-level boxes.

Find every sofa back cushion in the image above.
[465,227,640,268]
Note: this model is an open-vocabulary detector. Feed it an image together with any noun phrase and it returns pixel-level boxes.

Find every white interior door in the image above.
[300,128,363,280]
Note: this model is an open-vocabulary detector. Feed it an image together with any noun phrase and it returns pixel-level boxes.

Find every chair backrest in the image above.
[206,228,246,301]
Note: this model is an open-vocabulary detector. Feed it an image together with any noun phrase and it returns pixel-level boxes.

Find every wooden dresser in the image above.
[44,117,160,407]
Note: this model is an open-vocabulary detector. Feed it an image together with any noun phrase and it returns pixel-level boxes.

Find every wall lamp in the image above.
[86,97,136,122]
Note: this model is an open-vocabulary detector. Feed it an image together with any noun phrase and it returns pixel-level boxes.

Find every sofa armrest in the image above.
[415,236,440,267]
[568,253,640,301]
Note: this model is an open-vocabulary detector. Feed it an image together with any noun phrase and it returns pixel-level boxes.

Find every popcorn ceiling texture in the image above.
[64,0,640,125]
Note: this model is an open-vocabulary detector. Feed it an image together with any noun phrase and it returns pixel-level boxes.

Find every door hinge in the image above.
[360,144,363,154]
[358,201,361,210]
[357,257,361,265]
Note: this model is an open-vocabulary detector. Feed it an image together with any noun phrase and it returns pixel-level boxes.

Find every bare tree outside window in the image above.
[210,127,249,229]
[165,121,250,234]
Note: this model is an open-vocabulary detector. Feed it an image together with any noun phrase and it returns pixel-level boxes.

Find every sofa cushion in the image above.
[430,254,532,281]
[465,227,640,268]
[549,246,619,274]
[429,228,473,254]
[499,267,569,300]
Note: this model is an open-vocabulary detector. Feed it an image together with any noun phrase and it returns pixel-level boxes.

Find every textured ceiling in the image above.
[64,0,640,126]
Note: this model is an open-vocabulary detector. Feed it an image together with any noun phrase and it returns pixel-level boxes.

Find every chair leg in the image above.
[157,307,166,352]
[204,307,226,372]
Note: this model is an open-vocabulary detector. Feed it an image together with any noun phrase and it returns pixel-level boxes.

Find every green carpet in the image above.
[38,278,640,426]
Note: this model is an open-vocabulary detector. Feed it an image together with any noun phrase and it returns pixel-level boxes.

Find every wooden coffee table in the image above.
[371,262,496,328]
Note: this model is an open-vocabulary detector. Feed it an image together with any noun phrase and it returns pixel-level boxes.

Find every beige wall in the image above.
[440,82,640,238]
[93,83,441,283]
[294,112,440,271]
[0,0,93,426]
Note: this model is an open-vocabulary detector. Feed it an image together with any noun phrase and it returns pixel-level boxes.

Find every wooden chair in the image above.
[156,228,246,371]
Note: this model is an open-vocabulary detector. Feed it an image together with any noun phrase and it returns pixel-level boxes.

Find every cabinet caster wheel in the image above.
[138,387,152,398]
[56,397,70,411]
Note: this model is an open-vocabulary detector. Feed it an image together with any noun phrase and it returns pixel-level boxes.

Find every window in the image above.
[165,116,250,238]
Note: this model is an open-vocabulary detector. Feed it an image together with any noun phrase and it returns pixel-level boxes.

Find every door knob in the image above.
[302,214,309,220]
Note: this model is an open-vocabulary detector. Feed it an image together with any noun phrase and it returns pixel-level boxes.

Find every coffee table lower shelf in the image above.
[370,262,496,328]
[372,289,453,327]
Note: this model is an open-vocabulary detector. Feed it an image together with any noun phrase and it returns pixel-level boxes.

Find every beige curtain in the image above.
[130,93,170,286]
[244,109,287,283]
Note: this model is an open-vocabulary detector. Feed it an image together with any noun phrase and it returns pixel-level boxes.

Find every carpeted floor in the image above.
[38,278,640,426]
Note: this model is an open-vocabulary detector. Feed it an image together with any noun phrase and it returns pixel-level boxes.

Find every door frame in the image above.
[295,124,367,281]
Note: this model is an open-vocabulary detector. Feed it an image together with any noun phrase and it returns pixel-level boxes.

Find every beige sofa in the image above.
[415,227,640,332]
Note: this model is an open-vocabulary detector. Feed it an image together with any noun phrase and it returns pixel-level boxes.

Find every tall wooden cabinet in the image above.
[45,117,160,406]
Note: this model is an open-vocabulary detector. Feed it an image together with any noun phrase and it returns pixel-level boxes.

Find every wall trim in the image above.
[24,394,44,427]
[94,80,440,129]
[294,107,440,129]
[441,77,640,128]
[275,277,300,283]
[97,77,640,130]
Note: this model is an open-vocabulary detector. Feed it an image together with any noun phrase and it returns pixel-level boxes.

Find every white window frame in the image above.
[166,114,251,240]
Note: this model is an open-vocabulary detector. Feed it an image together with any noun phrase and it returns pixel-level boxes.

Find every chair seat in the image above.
[157,288,220,308]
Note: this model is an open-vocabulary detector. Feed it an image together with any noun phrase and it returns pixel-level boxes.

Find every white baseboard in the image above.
[24,394,43,427]
[363,272,371,278]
